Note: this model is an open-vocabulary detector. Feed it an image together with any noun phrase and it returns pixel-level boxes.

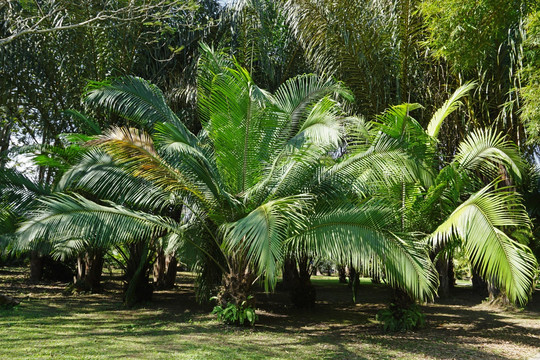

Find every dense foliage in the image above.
[1,0,540,329]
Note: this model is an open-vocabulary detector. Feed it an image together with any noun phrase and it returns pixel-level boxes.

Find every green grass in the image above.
[1,268,539,360]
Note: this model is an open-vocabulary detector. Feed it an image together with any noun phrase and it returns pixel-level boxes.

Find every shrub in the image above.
[376,303,425,332]
[211,296,258,326]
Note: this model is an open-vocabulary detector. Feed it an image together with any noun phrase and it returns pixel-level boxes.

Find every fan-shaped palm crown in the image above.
[19,44,439,302]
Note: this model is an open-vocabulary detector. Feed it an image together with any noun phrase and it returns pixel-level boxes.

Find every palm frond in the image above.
[426,82,476,139]
[454,128,525,181]
[324,136,433,193]
[84,76,197,146]
[289,203,438,300]
[198,51,282,194]
[223,194,313,290]
[17,194,180,255]
[270,74,353,137]
[282,0,398,113]
[57,149,173,212]
[430,184,537,305]
[0,168,51,216]
[93,127,215,207]
[64,109,102,135]
[288,97,344,150]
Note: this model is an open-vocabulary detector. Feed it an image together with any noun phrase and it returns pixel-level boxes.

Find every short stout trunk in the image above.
[487,278,510,306]
[217,268,256,307]
[436,254,455,298]
[337,265,347,284]
[281,257,299,290]
[153,251,177,290]
[392,287,414,309]
[471,267,488,297]
[124,241,153,306]
[29,251,43,282]
[289,255,316,309]
[75,250,105,292]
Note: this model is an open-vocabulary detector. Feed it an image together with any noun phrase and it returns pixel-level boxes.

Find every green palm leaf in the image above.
[85,76,198,147]
[93,127,215,207]
[430,184,537,305]
[17,194,180,255]
[270,74,353,136]
[454,128,524,181]
[223,194,313,290]
[290,203,438,300]
[426,82,476,139]
[57,149,173,212]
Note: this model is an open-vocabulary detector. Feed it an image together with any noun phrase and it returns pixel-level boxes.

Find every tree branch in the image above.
[0,1,197,47]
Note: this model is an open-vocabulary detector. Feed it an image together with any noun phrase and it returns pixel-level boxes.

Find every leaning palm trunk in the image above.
[123,241,153,306]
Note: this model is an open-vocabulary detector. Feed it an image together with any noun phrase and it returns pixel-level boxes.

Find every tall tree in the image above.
[421,0,530,149]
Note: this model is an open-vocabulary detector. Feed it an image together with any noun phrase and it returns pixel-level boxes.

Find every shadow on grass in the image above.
[1,267,539,360]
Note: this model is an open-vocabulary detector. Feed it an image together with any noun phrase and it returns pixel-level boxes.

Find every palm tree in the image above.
[17,44,438,307]
[0,168,52,281]
[361,82,538,304]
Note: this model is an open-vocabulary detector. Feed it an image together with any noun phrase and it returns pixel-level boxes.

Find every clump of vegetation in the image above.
[376,303,425,332]
[0,294,20,310]
[211,296,258,326]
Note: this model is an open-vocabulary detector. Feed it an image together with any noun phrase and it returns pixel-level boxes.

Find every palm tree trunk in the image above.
[471,267,488,296]
[75,250,104,292]
[487,278,510,305]
[218,257,255,307]
[289,255,316,308]
[393,287,414,308]
[124,241,153,306]
[153,249,166,288]
[348,264,360,303]
[164,255,178,288]
[281,256,299,290]
[85,250,104,292]
[337,264,347,284]
[29,251,43,282]
[437,254,450,298]
[76,255,86,283]
[153,251,177,289]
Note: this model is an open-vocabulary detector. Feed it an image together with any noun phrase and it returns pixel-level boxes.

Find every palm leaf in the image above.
[430,184,537,305]
[270,73,353,137]
[85,76,197,147]
[426,82,476,139]
[223,194,313,290]
[289,203,438,300]
[17,194,179,255]
[454,128,524,181]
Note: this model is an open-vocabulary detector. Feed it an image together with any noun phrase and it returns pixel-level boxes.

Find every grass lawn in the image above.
[1,267,539,360]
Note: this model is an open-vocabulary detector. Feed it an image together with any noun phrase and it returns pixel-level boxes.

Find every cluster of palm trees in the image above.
[1,45,537,310]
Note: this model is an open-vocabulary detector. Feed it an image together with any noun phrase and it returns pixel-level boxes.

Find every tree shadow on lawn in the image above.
[251,281,540,360]
[1,268,539,360]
